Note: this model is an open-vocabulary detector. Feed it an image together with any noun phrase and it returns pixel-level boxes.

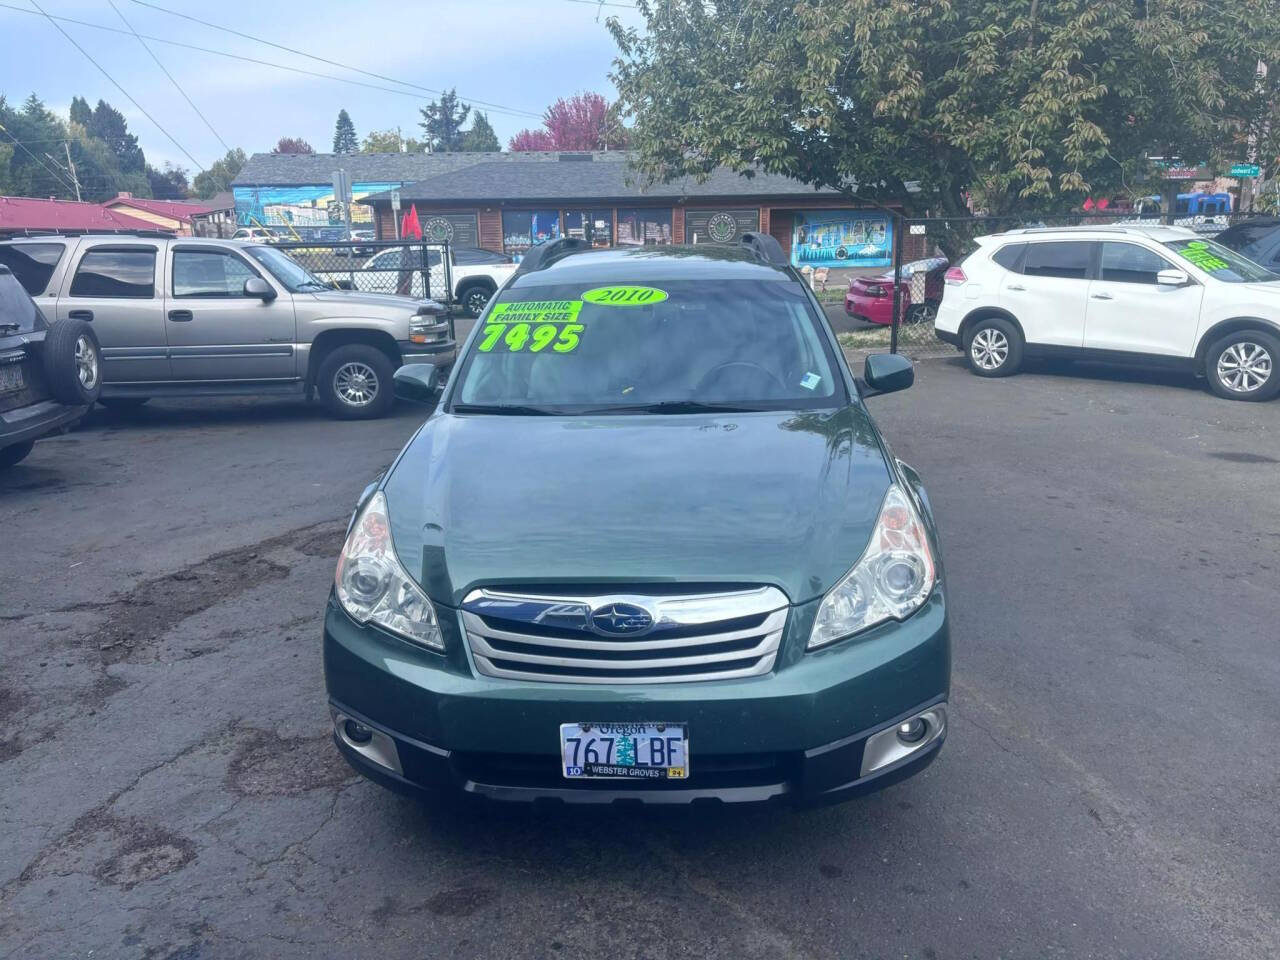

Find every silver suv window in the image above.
[69,248,156,299]
[173,249,260,298]
[0,242,65,296]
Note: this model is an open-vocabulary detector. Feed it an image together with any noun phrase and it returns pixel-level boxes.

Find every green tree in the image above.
[461,111,501,152]
[418,89,471,152]
[609,0,1280,251]
[146,163,190,199]
[333,109,358,154]
[69,95,92,130]
[361,127,425,153]
[86,99,145,175]
[192,147,246,199]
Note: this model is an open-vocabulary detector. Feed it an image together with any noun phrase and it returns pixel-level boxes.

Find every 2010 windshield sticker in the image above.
[1176,240,1230,273]
[478,300,585,354]
[581,285,669,306]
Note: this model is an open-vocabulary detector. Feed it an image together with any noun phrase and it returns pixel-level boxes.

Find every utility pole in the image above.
[63,141,81,202]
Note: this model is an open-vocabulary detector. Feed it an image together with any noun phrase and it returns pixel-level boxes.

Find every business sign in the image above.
[233,182,400,240]
[1231,163,1261,178]
[421,213,478,247]
[791,211,892,268]
[686,208,760,244]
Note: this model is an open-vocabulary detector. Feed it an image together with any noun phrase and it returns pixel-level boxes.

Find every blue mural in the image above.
[791,211,892,268]
[232,182,399,241]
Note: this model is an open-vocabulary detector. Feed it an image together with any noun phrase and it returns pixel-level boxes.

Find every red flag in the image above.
[403,204,422,240]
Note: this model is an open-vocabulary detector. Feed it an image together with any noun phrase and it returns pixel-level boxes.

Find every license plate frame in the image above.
[559,722,689,780]
[0,363,24,397]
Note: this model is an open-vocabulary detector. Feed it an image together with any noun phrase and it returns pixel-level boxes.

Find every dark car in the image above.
[0,264,101,469]
[1213,217,1280,272]
[845,257,948,326]
[324,235,949,806]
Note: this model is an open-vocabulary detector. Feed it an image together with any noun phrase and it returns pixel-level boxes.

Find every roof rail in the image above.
[739,231,787,266]
[0,228,176,240]
[512,236,591,276]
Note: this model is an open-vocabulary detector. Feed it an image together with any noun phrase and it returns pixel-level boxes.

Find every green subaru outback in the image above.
[324,234,949,805]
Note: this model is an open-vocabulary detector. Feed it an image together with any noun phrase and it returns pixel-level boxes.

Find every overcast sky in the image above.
[0,0,645,172]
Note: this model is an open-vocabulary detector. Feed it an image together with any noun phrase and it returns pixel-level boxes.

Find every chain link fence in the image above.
[273,240,454,305]
[887,211,1253,357]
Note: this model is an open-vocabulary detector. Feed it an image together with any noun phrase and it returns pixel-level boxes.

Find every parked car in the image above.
[845,257,948,326]
[324,234,949,806]
[1213,217,1280,271]
[316,245,516,318]
[334,230,377,257]
[935,224,1280,401]
[230,227,277,244]
[0,264,101,469]
[0,235,454,420]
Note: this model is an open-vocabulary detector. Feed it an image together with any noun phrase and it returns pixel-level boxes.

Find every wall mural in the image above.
[791,211,892,268]
[232,183,400,241]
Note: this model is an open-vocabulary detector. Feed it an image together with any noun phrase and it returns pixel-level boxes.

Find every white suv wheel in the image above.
[1215,341,1272,394]
[970,328,1009,370]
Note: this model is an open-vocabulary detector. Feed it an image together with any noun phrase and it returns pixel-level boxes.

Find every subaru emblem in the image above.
[590,602,654,636]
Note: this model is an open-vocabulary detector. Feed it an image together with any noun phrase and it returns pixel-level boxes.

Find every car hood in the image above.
[300,290,432,313]
[1241,281,1280,298]
[381,406,893,608]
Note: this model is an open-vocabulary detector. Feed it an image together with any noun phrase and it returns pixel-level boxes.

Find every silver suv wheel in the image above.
[334,361,380,406]
[970,328,1009,371]
[75,334,100,391]
[1216,341,1272,394]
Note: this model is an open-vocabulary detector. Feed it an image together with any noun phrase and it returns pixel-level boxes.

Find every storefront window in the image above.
[502,210,561,260]
[616,208,673,246]
[564,209,613,248]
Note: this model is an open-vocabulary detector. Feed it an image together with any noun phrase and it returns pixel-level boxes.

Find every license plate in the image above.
[0,364,24,396]
[560,722,688,780]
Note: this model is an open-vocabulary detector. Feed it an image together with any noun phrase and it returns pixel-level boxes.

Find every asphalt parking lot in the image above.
[1,356,1277,959]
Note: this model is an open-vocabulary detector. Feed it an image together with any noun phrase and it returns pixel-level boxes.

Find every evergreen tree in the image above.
[461,111,500,152]
[418,89,471,152]
[333,109,358,154]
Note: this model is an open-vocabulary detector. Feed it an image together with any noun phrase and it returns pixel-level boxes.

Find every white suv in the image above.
[934,224,1280,401]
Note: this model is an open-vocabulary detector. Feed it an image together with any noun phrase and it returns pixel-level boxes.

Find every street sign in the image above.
[1231,163,1261,178]
[390,190,402,212]
[1163,166,1205,180]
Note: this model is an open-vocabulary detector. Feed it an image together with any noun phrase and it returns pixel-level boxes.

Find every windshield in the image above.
[243,245,329,292]
[1161,238,1278,283]
[449,279,846,414]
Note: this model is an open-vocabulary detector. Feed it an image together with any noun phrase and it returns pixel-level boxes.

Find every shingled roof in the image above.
[359,155,841,205]
[232,150,627,187]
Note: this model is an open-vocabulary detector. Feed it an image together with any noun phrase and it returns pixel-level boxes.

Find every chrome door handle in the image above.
[1006,284,1026,291]
[67,309,93,321]
[1090,293,1114,300]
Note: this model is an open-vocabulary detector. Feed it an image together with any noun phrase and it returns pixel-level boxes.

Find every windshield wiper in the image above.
[451,403,560,416]
[579,400,765,415]
[295,281,330,292]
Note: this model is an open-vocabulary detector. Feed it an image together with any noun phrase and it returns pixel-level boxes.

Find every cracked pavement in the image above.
[1,356,1277,959]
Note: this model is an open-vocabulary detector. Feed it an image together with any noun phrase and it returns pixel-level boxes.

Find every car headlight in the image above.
[334,491,443,650]
[808,484,936,649]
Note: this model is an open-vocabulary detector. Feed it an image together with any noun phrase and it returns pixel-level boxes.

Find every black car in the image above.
[1213,217,1280,271]
[0,264,101,469]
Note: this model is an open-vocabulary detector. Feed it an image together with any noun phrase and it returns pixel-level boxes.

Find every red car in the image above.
[845,257,948,326]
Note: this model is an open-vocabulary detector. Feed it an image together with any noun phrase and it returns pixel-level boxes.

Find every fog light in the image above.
[897,718,927,744]
[343,719,373,745]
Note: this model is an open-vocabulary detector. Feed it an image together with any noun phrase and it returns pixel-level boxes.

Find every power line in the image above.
[0,3,542,121]
[26,0,209,177]
[126,0,543,119]
[108,0,231,153]
[0,121,79,195]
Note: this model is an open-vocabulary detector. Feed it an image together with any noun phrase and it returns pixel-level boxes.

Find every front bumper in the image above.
[323,589,950,806]
[1,398,87,447]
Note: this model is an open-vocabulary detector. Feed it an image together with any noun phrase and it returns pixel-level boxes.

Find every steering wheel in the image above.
[694,360,786,397]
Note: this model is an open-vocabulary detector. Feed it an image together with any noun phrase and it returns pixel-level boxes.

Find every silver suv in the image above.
[0,235,454,419]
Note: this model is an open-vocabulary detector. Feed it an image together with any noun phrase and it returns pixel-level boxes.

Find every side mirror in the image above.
[1156,268,1190,287]
[243,277,276,300]
[393,363,440,404]
[859,353,914,398]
